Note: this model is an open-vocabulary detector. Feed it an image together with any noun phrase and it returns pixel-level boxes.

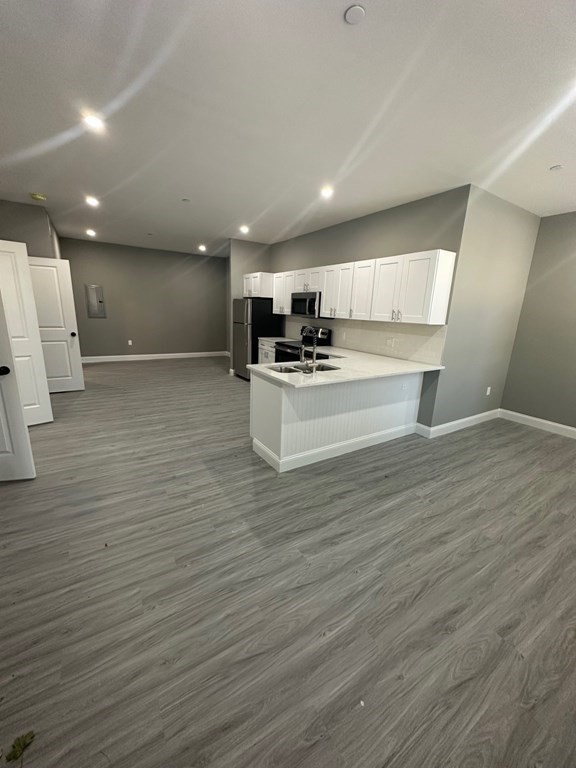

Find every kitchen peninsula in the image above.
[248,348,442,472]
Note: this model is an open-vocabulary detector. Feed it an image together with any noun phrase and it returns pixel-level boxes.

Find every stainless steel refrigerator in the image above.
[232,298,283,380]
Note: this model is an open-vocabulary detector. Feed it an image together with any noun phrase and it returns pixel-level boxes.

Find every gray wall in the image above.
[503,213,576,427]
[269,186,470,270]
[0,199,58,258]
[419,187,540,427]
[61,238,228,357]
[228,239,272,352]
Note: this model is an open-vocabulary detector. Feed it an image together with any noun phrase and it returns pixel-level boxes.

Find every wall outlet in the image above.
[486,386,491,396]
[128,339,133,346]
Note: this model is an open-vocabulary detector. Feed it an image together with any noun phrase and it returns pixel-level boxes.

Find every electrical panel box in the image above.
[85,284,106,318]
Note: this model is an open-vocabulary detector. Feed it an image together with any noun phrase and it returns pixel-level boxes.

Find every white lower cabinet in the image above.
[273,271,295,315]
[258,344,275,364]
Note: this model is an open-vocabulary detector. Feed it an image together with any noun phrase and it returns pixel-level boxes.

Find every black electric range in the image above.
[274,326,332,363]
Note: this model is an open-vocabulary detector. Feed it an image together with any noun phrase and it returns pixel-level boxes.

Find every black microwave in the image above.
[291,291,320,318]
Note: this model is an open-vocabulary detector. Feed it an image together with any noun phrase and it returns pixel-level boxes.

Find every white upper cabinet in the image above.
[294,269,308,293]
[397,250,456,324]
[249,249,455,325]
[320,263,353,318]
[370,250,455,325]
[273,271,295,315]
[370,256,403,322]
[322,261,373,320]
[350,260,375,320]
[294,267,323,293]
[242,272,274,298]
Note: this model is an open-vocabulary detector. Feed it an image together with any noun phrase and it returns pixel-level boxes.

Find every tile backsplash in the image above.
[285,318,447,365]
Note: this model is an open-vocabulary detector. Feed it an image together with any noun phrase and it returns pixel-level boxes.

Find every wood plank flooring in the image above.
[1,357,576,767]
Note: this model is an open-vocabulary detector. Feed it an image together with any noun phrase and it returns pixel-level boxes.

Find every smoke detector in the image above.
[344,5,366,24]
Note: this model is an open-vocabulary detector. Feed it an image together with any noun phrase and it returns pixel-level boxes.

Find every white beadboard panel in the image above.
[250,374,282,456]
[250,372,423,471]
[280,374,422,458]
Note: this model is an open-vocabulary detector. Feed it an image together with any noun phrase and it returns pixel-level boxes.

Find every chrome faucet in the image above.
[300,326,319,371]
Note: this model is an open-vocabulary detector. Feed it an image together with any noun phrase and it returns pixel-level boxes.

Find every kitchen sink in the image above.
[291,363,340,373]
[271,365,301,373]
[268,363,340,375]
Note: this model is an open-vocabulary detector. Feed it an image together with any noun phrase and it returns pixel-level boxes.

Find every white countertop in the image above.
[248,347,443,388]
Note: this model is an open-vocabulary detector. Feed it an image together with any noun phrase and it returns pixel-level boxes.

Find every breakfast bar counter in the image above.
[248,349,442,472]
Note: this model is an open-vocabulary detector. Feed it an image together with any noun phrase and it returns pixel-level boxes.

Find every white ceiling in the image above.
[1,0,576,255]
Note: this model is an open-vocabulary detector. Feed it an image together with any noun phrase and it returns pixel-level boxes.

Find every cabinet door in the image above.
[397,251,436,324]
[350,260,375,320]
[283,272,295,314]
[308,268,323,292]
[273,273,285,314]
[243,274,252,297]
[320,267,337,317]
[294,269,308,292]
[370,256,403,322]
[334,263,354,319]
[251,274,261,296]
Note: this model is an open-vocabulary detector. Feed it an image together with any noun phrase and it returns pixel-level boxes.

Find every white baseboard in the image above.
[417,408,576,441]
[254,424,415,473]
[499,409,576,440]
[82,351,230,363]
[252,439,281,472]
[415,409,501,439]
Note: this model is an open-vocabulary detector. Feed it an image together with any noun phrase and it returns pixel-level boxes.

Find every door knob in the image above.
[0,365,10,376]
[71,332,77,337]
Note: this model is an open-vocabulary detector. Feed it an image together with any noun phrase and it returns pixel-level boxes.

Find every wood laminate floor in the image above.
[1,358,576,767]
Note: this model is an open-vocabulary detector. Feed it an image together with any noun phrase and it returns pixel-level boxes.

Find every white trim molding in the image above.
[415,409,501,439]
[82,351,229,364]
[499,409,576,440]
[417,408,575,441]
[253,425,416,473]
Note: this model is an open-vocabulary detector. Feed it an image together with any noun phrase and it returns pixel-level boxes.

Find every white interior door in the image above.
[0,292,36,481]
[28,257,85,393]
[0,241,53,426]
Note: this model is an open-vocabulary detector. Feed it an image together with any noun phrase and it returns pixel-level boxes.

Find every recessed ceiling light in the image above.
[549,164,563,171]
[82,113,105,132]
[344,5,366,24]
[29,192,47,202]
[198,244,207,252]
[85,195,100,207]
[86,229,96,237]
[239,225,250,234]
[320,185,334,199]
